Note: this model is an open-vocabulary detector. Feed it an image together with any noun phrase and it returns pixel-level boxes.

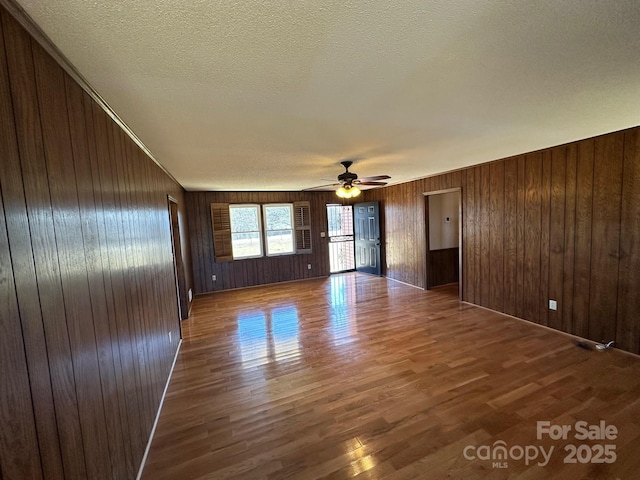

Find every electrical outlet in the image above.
[168,331,172,343]
[307,264,312,270]
[212,274,217,281]
[549,300,557,311]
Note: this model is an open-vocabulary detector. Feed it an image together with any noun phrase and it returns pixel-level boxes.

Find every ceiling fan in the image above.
[306,160,390,198]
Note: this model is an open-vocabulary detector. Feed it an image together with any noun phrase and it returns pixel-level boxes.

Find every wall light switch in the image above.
[549,300,557,311]
[212,275,217,281]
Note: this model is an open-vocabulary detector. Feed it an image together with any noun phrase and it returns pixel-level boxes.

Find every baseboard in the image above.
[462,301,640,359]
[384,275,424,290]
[136,338,182,480]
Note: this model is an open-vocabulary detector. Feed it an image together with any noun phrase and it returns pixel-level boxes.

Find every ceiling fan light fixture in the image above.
[336,185,361,199]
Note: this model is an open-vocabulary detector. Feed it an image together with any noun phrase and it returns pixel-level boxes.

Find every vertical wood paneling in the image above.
[124,127,158,441]
[427,248,459,287]
[458,170,465,294]
[548,146,567,330]
[0,5,187,478]
[144,146,169,405]
[515,156,526,319]
[33,40,113,478]
[539,151,552,326]
[573,139,594,338]
[523,153,542,323]
[0,9,54,478]
[85,98,136,477]
[0,184,43,480]
[589,132,624,342]
[479,165,491,307]
[205,192,216,292]
[111,123,152,443]
[0,15,43,478]
[503,159,518,316]
[109,117,148,468]
[489,161,504,312]
[471,168,481,302]
[463,168,475,303]
[415,183,426,288]
[561,144,577,335]
[617,129,640,353]
[113,128,144,426]
[372,130,639,351]
[360,139,638,354]
[67,80,129,479]
[186,192,203,293]
[451,170,462,188]
[2,12,87,478]
[199,190,210,291]
[93,103,141,478]
[127,135,159,414]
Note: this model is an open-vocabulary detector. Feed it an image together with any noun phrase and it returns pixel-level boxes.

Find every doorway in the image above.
[168,196,188,320]
[327,204,355,273]
[424,189,462,297]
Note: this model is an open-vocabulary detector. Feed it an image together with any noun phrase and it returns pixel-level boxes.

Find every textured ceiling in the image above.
[16,0,640,191]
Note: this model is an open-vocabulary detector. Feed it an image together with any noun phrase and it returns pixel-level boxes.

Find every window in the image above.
[230,204,262,259]
[264,204,295,256]
[210,201,311,262]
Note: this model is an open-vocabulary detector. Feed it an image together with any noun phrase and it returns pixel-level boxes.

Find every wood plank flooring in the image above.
[143,273,640,479]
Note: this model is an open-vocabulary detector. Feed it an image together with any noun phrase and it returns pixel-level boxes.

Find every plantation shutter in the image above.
[293,201,312,253]
[210,203,233,262]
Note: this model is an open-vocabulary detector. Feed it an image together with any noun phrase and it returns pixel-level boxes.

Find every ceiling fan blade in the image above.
[302,183,341,191]
[359,175,391,181]
[356,181,387,186]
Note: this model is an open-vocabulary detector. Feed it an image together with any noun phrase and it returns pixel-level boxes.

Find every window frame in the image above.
[229,204,264,260]
[263,203,296,257]
[211,201,312,262]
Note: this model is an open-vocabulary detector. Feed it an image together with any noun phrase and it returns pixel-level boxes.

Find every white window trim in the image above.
[230,204,263,260]
[263,203,295,257]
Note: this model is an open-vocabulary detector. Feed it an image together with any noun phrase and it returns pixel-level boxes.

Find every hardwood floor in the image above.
[143,273,640,479]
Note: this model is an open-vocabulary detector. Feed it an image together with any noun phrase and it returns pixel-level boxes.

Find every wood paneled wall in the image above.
[186,191,346,293]
[0,7,189,479]
[427,248,459,288]
[366,127,640,354]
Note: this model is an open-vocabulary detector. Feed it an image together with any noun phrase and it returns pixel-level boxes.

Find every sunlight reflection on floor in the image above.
[234,274,396,367]
[236,306,300,367]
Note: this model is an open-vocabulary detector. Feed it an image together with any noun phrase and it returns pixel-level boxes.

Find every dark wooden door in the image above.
[354,201,381,276]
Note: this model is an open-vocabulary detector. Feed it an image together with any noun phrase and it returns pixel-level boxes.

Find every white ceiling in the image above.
[17,0,640,191]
